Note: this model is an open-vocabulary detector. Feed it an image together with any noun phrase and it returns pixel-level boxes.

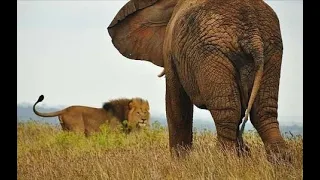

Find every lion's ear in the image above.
[103,102,114,112]
[108,0,179,67]
[129,100,135,110]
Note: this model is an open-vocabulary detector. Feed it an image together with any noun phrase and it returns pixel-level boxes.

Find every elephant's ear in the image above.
[108,0,177,67]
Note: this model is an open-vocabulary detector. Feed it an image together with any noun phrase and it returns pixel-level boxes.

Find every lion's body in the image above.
[56,106,119,134]
[33,95,150,135]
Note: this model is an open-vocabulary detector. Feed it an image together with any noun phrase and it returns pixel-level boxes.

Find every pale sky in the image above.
[17,0,303,125]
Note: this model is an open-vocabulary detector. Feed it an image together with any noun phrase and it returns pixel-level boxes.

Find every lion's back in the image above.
[62,106,107,124]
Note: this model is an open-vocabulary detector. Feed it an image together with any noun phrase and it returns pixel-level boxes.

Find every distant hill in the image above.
[18,103,303,136]
[151,114,303,137]
[18,103,66,124]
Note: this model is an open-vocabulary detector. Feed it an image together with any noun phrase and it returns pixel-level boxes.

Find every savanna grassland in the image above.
[18,121,303,180]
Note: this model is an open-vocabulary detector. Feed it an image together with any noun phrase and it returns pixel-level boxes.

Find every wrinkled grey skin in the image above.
[108,0,291,162]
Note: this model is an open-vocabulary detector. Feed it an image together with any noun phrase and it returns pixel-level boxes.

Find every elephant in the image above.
[108,0,290,161]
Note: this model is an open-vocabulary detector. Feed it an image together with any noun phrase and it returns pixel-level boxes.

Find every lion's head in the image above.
[102,97,151,132]
[127,98,150,129]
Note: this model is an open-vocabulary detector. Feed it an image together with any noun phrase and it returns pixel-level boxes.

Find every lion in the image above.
[33,95,150,136]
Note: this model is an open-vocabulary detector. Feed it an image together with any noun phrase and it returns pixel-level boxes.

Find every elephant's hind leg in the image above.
[165,62,194,158]
[249,51,290,163]
[197,56,243,154]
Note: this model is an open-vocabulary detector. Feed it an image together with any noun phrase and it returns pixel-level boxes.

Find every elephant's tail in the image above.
[33,95,65,117]
[239,34,265,136]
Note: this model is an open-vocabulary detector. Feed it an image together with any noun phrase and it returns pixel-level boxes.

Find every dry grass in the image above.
[18,121,303,180]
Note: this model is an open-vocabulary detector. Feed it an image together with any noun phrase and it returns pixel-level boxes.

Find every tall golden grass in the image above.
[18,121,302,180]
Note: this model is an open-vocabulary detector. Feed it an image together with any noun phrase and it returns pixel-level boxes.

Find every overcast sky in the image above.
[17,0,303,125]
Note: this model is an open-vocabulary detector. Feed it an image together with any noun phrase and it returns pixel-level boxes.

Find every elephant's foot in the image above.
[215,122,251,157]
[253,123,292,163]
[170,144,192,159]
[236,141,251,157]
[265,142,292,164]
[168,134,193,159]
[216,135,251,158]
[213,136,252,158]
[236,133,251,157]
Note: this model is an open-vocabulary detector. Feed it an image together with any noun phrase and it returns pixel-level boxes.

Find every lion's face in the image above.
[128,98,150,129]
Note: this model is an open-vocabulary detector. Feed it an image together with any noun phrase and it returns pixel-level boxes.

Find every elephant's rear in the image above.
[192,0,286,156]
[172,0,283,102]
[173,0,282,64]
